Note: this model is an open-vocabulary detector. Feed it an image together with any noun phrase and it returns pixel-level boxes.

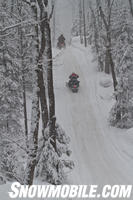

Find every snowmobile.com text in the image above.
[9,182,132,199]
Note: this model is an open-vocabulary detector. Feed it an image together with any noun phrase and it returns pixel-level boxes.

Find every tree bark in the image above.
[22,70,29,147]
[83,0,87,47]
[89,3,103,71]
[99,4,117,91]
[32,1,49,136]
[24,1,47,185]
[45,16,56,151]
[105,48,110,74]
[52,1,56,46]
[18,1,29,148]
[129,0,133,18]
[37,0,57,151]
[24,78,40,185]
[79,0,83,44]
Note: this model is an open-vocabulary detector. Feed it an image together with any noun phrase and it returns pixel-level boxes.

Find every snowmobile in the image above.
[57,34,66,49]
[66,73,80,93]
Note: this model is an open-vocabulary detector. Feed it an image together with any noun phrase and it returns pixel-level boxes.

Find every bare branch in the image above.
[22,0,31,5]
[2,135,28,153]
[6,172,24,184]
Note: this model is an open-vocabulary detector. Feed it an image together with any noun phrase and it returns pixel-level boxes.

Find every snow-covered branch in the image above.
[2,135,28,153]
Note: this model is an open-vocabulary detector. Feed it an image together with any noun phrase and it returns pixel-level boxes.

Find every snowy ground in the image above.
[1,37,133,199]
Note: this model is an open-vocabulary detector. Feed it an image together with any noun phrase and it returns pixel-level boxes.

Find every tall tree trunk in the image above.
[38,66,49,136]
[22,68,29,147]
[99,5,117,91]
[107,41,117,91]
[24,76,40,185]
[83,0,87,47]
[11,0,14,17]
[36,0,57,151]
[89,3,103,71]
[32,1,49,136]
[105,48,110,74]
[129,0,133,18]
[52,1,56,47]
[37,26,49,136]
[17,1,29,147]
[24,1,44,185]
[45,16,56,152]
[24,4,40,181]
[79,0,83,44]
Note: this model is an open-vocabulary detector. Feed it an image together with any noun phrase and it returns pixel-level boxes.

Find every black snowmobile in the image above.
[66,73,80,93]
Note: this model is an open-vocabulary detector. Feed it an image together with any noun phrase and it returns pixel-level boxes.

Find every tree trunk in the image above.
[79,0,83,44]
[18,1,29,148]
[129,0,133,18]
[37,66,49,136]
[32,1,49,136]
[52,1,56,47]
[99,4,117,91]
[22,72,28,148]
[34,0,56,150]
[89,3,103,71]
[105,48,110,74]
[24,1,47,185]
[107,32,117,91]
[83,0,87,47]
[45,18,56,151]
[24,4,40,184]
[37,25,49,136]
[24,78,40,185]
[37,0,57,151]
[107,45,117,91]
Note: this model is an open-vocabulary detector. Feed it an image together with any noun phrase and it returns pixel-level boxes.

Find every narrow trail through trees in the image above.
[54,43,133,191]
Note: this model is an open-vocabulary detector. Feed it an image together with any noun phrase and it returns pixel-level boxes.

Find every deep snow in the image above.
[1,37,133,199]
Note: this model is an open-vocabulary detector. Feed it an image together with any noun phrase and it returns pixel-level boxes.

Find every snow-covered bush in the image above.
[109,61,133,129]
[99,77,112,88]
[0,141,24,181]
[36,124,74,184]
[109,100,133,129]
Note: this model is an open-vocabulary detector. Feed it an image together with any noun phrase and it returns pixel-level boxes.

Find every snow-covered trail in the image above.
[54,41,133,187]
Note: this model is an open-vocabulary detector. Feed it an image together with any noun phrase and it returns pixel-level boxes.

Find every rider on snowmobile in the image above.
[57,34,66,49]
[68,73,79,88]
[69,73,79,79]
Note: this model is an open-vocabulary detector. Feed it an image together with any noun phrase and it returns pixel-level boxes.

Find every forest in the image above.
[0,0,133,189]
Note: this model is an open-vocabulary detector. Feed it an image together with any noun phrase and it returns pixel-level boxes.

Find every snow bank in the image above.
[126,128,133,134]
[99,76,112,88]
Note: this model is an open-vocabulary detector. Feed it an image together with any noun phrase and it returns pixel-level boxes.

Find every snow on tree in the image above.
[24,0,74,185]
[36,124,74,184]
[0,0,32,182]
[109,61,132,128]
[109,12,133,128]
[0,141,24,182]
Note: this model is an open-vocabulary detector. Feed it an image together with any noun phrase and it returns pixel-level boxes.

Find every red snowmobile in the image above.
[66,73,80,93]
